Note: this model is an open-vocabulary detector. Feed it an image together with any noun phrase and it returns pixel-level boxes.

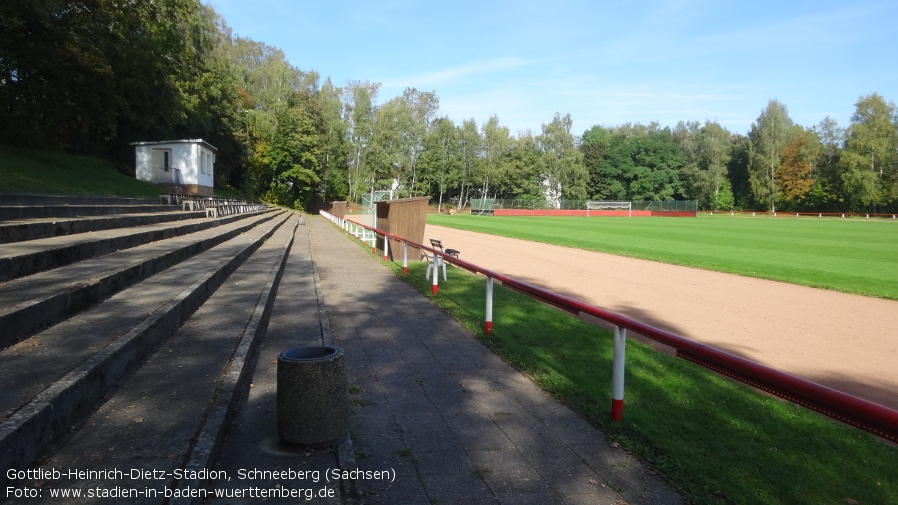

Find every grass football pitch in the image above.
[426,213,898,300]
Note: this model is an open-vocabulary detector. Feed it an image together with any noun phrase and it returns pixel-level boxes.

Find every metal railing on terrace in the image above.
[320,209,898,444]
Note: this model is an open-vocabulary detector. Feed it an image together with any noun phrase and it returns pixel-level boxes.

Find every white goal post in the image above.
[587,201,632,217]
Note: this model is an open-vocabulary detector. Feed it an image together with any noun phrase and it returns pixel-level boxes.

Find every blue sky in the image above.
[206,0,897,137]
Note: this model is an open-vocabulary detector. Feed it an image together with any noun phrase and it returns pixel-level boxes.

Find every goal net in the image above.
[586,201,632,217]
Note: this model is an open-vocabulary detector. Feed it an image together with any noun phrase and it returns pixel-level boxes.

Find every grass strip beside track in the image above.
[379,255,898,505]
[426,214,898,300]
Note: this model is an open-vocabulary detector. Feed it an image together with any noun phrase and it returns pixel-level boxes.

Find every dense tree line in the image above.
[2,1,896,212]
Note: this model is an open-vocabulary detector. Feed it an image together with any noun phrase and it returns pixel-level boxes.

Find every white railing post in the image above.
[402,242,408,275]
[383,235,389,262]
[612,325,627,422]
[431,257,439,295]
[485,277,494,334]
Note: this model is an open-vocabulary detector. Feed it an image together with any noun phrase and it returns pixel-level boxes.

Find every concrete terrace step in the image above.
[0,194,160,206]
[0,209,275,282]
[0,211,296,486]
[0,204,179,221]
[3,214,302,505]
[0,210,286,348]
[0,210,209,244]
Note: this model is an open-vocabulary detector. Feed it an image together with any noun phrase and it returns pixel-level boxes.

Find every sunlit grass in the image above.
[378,254,898,505]
[0,145,248,199]
[427,213,898,300]
[0,145,163,197]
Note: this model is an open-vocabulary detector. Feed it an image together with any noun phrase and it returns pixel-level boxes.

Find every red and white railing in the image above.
[705,210,898,219]
[320,210,898,443]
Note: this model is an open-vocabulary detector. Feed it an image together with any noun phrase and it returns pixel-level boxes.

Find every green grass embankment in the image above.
[0,145,247,199]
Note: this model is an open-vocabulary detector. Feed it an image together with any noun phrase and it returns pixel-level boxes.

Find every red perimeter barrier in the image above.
[492,209,696,217]
[323,211,898,443]
[704,210,898,219]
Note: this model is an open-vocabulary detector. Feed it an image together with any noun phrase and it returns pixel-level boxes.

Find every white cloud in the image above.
[381,57,528,88]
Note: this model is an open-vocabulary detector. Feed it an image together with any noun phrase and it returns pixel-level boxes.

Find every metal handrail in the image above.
[321,211,898,443]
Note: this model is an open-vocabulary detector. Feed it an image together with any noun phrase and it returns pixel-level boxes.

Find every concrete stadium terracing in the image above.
[0,195,678,504]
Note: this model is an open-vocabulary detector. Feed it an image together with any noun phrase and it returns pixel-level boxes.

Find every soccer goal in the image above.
[470,198,495,216]
[587,201,632,217]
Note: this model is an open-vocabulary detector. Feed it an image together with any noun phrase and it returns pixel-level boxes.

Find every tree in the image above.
[748,100,794,212]
[455,118,481,210]
[583,123,685,202]
[1,0,230,154]
[845,93,897,177]
[581,125,613,199]
[627,129,684,201]
[537,113,587,205]
[840,93,898,209]
[777,129,816,207]
[403,88,439,197]
[805,117,845,211]
[369,88,438,197]
[479,115,512,200]
[316,77,348,204]
[694,121,732,210]
[673,120,702,200]
[369,97,407,192]
[727,135,753,210]
[265,103,323,209]
[504,131,543,200]
[420,117,459,212]
[342,80,380,202]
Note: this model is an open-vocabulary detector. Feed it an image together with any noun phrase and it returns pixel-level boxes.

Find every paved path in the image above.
[308,217,680,505]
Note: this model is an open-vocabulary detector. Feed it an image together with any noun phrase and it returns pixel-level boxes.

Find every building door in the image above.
[151,148,173,184]
[152,149,172,171]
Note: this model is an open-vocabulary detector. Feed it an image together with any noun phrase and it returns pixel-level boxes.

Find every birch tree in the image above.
[479,115,512,199]
[455,119,481,210]
[698,121,732,209]
[748,100,794,212]
[401,88,439,197]
[537,113,588,205]
[420,117,459,212]
[342,80,379,202]
[841,93,898,208]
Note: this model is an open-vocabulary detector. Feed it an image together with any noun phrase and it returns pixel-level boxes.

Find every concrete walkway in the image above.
[307,217,681,505]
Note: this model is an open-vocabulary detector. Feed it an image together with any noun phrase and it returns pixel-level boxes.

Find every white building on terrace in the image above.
[132,139,217,196]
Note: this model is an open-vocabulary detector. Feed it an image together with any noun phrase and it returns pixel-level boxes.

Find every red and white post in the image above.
[431,256,439,295]
[402,242,408,275]
[383,235,389,262]
[611,325,627,422]
[485,277,494,334]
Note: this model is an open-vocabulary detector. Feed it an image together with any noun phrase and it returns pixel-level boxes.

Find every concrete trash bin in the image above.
[277,346,349,446]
